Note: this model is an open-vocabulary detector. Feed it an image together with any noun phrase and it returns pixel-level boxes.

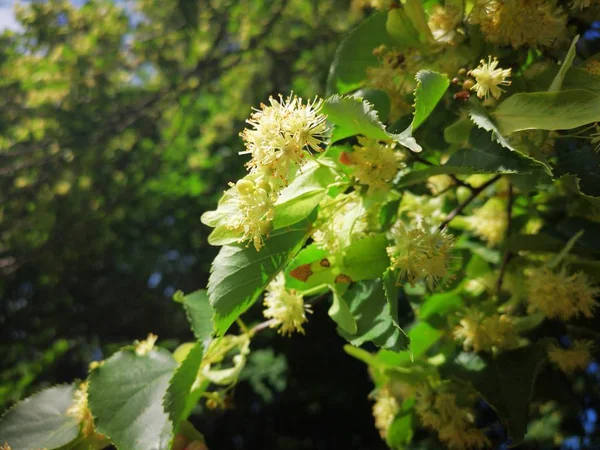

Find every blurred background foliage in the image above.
[0,1,390,448]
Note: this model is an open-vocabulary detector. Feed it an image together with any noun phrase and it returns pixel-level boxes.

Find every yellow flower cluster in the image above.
[527,266,598,320]
[135,333,158,356]
[584,59,600,76]
[469,57,512,100]
[471,0,567,49]
[454,309,519,353]
[263,273,311,336]
[66,382,95,436]
[372,388,400,439]
[387,224,454,290]
[428,4,462,44]
[415,385,490,449]
[466,198,508,247]
[240,93,328,182]
[548,340,595,374]
[349,137,403,194]
[226,178,275,251]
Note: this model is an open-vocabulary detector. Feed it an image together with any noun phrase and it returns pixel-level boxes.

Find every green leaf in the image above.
[323,95,421,151]
[0,384,80,450]
[354,88,391,123]
[329,285,358,335]
[396,165,473,188]
[494,90,600,135]
[181,290,214,342]
[380,320,444,366]
[403,0,434,43]
[379,198,401,231]
[447,342,549,446]
[284,243,333,291]
[273,160,340,229]
[386,406,414,448]
[444,117,474,144]
[548,35,579,92]
[324,95,394,142]
[562,67,600,93]
[386,8,421,48]
[88,348,178,450]
[412,70,449,131]
[469,100,551,173]
[396,128,538,188]
[327,13,393,94]
[560,174,600,209]
[202,188,240,246]
[337,279,410,352]
[344,345,386,368]
[418,291,463,320]
[445,128,539,174]
[556,144,600,198]
[207,225,241,247]
[163,342,204,438]
[531,65,600,94]
[207,220,312,335]
[383,269,401,327]
[343,234,390,281]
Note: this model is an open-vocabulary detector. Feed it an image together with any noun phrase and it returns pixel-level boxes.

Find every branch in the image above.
[438,175,501,231]
[249,319,278,336]
[411,154,474,190]
[449,174,474,191]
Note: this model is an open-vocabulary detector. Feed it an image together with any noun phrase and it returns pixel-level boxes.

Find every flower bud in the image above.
[235,179,254,196]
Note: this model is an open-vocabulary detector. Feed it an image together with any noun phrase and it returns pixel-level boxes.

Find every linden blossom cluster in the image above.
[470,0,568,49]
[263,273,312,336]
[240,93,329,181]
[453,308,519,353]
[348,136,406,194]
[201,93,329,251]
[414,385,490,449]
[386,223,455,290]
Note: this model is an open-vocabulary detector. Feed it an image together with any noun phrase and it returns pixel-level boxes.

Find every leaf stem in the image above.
[249,319,277,336]
[438,175,501,231]
[236,318,250,335]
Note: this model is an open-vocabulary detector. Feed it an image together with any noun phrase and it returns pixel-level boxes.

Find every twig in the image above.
[496,182,514,295]
[449,174,474,191]
[438,175,501,231]
[249,319,278,336]
[412,155,474,190]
